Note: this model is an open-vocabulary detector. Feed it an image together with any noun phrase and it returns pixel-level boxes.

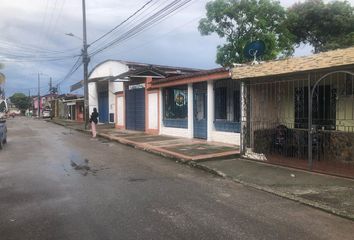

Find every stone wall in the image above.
[326,131,354,162]
[254,128,354,163]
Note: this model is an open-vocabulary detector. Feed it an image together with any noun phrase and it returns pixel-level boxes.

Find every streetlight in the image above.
[65,33,82,41]
[64,0,90,129]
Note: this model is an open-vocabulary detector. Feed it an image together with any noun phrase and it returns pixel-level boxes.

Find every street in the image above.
[0,117,353,240]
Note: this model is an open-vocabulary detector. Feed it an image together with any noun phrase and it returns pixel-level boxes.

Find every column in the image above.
[207,80,214,141]
[188,83,193,138]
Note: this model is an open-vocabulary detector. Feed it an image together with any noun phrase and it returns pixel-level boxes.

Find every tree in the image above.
[286,0,354,53]
[9,93,31,113]
[198,0,295,66]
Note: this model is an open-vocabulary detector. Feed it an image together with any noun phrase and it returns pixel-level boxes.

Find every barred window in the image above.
[213,79,241,133]
[214,79,240,122]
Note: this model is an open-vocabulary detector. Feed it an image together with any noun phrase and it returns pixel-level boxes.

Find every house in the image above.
[50,94,84,121]
[33,93,57,117]
[231,46,354,175]
[149,68,241,145]
[71,60,200,126]
[71,60,242,146]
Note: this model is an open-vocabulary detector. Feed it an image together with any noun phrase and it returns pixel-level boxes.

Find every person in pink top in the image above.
[89,108,99,138]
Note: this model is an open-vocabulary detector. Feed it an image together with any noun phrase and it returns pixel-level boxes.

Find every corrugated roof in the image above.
[231,46,354,80]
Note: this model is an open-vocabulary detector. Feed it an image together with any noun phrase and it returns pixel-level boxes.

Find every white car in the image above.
[42,109,52,118]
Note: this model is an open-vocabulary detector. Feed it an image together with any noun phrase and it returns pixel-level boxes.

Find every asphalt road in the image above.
[0,117,353,240]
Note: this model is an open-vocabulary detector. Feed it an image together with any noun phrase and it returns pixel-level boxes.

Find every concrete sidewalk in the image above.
[51,119,240,161]
[50,118,354,220]
[199,159,354,220]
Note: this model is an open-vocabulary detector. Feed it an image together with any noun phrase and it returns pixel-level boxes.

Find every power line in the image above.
[89,0,194,57]
[54,56,83,86]
[90,0,153,46]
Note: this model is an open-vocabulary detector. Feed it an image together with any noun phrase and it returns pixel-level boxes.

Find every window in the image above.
[214,79,241,132]
[346,74,354,96]
[294,85,336,130]
[163,86,188,119]
[215,87,227,119]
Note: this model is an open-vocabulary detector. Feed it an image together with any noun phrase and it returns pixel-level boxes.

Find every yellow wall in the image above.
[250,81,295,129]
[336,96,354,132]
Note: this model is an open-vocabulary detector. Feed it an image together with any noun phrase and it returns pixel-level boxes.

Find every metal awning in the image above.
[70,75,130,92]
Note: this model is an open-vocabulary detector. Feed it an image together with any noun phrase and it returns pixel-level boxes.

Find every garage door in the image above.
[98,91,109,123]
[125,88,145,131]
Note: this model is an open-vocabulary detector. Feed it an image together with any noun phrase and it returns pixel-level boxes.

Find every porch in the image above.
[232,47,354,178]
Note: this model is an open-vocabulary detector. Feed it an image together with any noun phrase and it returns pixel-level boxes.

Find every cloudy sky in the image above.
[0,0,353,96]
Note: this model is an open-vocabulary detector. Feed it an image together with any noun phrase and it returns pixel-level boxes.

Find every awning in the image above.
[70,75,130,92]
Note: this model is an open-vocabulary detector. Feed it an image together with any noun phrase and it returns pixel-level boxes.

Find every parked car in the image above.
[42,108,52,118]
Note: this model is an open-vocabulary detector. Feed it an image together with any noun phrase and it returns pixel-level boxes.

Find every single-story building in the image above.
[50,94,84,121]
[149,68,241,145]
[231,46,354,176]
[71,60,200,124]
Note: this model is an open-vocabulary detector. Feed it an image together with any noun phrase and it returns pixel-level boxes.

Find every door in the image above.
[193,82,207,139]
[125,88,145,131]
[98,91,109,123]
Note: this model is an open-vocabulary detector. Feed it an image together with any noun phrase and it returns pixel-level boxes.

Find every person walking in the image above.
[90,108,99,138]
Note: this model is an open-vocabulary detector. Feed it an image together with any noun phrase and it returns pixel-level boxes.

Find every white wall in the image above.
[206,79,240,145]
[158,81,240,145]
[90,61,129,78]
[160,127,191,138]
[187,83,194,138]
[108,82,121,122]
[116,95,124,126]
[88,82,97,114]
[89,60,129,123]
[148,92,158,130]
[210,131,240,145]
[207,80,214,141]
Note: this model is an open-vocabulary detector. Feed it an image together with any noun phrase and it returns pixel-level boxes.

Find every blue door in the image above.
[193,82,207,139]
[126,88,145,131]
[98,91,109,123]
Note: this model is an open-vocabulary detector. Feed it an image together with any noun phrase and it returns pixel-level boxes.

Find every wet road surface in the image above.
[0,117,353,240]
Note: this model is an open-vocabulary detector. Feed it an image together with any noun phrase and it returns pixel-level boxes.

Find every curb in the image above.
[51,120,354,221]
[195,162,354,221]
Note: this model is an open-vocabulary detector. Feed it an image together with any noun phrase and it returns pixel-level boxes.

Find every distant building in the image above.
[33,93,57,117]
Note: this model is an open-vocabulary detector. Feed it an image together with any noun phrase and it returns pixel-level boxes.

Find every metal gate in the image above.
[98,91,109,123]
[242,70,354,177]
[193,82,207,139]
[126,88,145,131]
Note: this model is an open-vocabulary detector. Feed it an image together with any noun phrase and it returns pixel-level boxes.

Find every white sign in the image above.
[129,83,145,90]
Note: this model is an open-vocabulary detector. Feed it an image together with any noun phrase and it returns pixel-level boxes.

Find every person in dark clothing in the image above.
[90,108,99,138]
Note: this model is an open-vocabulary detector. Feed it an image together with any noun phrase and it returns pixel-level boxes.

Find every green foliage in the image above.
[9,93,31,112]
[198,0,295,66]
[286,0,354,53]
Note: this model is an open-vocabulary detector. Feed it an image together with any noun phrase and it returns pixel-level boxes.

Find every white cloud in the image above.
[1,0,354,96]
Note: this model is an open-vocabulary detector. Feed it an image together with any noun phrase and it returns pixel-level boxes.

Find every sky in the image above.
[0,0,353,97]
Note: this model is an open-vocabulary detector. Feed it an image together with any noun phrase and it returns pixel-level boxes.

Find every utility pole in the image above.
[28,89,31,116]
[82,0,90,129]
[49,77,52,93]
[37,73,40,118]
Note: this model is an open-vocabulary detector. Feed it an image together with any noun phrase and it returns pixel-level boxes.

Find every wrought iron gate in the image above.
[241,70,354,177]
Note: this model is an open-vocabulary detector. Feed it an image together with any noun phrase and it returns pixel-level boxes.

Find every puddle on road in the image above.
[98,139,114,147]
[128,178,147,182]
[69,151,90,176]
[68,151,109,176]
[62,131,74,135]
